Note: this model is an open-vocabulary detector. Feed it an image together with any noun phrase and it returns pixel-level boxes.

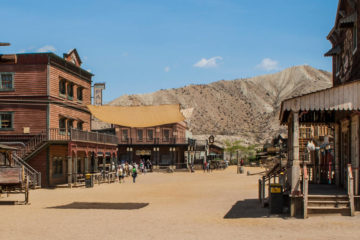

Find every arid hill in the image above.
[108,65,332,144]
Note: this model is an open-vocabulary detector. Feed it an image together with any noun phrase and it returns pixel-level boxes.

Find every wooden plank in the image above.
[0,168,22,184]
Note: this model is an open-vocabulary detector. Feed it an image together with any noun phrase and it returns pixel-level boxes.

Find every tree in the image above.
[224,140,257,165]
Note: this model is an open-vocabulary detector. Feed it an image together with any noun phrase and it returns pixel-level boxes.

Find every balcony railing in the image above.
[119,137,188,145]
[48,128,118,145]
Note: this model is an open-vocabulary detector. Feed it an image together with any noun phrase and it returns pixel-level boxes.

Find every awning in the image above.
[339,13,357,28]
[324,45,341,57]
[87,104,185,128]
[280,80,360,122]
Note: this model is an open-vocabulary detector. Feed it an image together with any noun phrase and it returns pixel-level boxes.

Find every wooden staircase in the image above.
[307,194,351,215]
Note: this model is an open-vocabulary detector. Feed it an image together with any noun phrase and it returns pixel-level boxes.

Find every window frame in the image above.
[353,23,358,55]
[147,128,154,141]
[0,112,14,131]
[163,129,170,142]
[122,129,129,141]
[59,117,66,135]
[0,72,15,91]
[59,78,66,97]
[77,121,83,131]
[67,82,74,100]
[77,86,83,102]
[137,129,143,142]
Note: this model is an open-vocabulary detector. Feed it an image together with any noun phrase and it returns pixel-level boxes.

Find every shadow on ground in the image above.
[224,199,271,218]
[47,202,149,210]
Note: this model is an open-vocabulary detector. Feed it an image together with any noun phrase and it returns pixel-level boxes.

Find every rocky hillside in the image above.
[109,65,332,144]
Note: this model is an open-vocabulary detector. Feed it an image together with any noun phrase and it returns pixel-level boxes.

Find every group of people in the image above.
[116,159,153,183]
[203,160,211,172]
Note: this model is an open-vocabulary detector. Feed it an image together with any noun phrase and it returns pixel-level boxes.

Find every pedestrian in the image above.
[203,161,207,173]
[207,160,211,172]
[119,166,124,183]
[132,166,138,183]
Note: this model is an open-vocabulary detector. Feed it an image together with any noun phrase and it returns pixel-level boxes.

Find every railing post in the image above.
[303,165,308,219]
[347,164,355,216]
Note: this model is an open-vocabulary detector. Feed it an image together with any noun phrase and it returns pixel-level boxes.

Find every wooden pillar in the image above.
[103,155,106,176]
[94,156,98,172]
[67,156,72,188]
[73,156,77,185]
[291,111,300,194]
[351,115,359,195]
[84,157,89,174]
[334,123,340,186]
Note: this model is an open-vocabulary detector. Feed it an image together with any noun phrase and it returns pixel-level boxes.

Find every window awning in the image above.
[87,104,186,128]
[339,13,357,28]
[280,80,360,123]
[324,45,341,57]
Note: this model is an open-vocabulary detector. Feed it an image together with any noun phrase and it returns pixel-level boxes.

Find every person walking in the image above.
[119,166,125,183]
[203,161,207,173]
[132,166,138,183]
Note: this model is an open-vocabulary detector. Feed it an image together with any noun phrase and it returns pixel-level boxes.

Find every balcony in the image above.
[119,137,188,145]
[48,128,118,145]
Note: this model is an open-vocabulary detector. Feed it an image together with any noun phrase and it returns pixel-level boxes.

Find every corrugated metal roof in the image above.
[280,80,360,121]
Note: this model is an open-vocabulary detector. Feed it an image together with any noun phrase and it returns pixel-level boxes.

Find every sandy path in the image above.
[0,166,359,240]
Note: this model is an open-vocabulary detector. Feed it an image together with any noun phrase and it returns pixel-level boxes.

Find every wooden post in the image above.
[351,115,359,195]
[103,155,106,178]
[73,156,77,186]
[94,156,98,172]
[67,156,72,188]
[84,157,89,174]
[334,123,340,186]
[291,111,301,194]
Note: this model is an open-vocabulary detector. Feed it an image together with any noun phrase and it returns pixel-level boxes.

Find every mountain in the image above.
[108,65,332,144]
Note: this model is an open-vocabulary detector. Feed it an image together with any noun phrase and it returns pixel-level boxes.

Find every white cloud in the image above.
[37,45,56,53]
[256,58,279,71]
[164,66,170,72]
[194,56,223,68]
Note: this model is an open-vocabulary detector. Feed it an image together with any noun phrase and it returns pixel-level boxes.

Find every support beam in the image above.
[94,156,98,172]
[351,115,359,195]
[335,123,340,186]
[84,157,89,174]
[73,156,78,186]
[67,156,72,188]
[290,111,301,194]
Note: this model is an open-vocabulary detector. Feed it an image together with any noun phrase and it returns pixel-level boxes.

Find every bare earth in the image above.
[1,166,360,240]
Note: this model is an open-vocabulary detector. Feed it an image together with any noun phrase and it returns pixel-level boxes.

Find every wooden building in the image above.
[0,50,118,187]
[280,0,360,217]
[89,104,190,169]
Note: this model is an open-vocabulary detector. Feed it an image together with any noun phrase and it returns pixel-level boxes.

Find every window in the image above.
[137,129,143,141]
[77,87,83,101]
[163,129,170,142]
[147,129,154,141]
[122,129,128,141]
[52,157,63,176]
[67,83,74,100]
[59,118,66,134]
[0,112,13,130]
[0,73,14,90]
[77,121,83,130]
[67,119,74,135]
[353,24,358,53]
[59,79,66,96]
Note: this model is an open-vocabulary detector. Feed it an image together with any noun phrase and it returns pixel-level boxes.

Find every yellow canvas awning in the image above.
[87,104,185,128]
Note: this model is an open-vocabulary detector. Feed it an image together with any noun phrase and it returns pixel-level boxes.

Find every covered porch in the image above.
[280,81,360,217]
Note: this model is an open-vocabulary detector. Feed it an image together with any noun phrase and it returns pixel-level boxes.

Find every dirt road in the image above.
[0,166,359,240]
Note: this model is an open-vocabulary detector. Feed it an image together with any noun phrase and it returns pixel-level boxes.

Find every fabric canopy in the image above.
[87,104,186,128]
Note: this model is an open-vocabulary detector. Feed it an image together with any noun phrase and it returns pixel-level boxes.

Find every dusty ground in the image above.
[1,166,359,240]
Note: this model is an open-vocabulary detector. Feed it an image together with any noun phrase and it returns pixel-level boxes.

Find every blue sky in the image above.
[1,0,337,102]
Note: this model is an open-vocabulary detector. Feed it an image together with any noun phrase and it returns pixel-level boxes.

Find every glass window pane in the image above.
[1,74,13,89]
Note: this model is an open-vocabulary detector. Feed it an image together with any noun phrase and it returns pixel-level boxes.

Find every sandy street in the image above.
[0,166,359,240]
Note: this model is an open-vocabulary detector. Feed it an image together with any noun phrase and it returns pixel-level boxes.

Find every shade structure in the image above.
[88,104,186,128]
[280,80,360,123]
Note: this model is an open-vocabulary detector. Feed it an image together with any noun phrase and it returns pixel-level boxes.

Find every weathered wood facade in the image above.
[280,0,360,217]
[0,50,118,187]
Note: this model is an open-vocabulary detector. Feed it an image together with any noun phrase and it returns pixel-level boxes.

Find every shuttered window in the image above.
[0,112,13,130]
[0,73,14,90]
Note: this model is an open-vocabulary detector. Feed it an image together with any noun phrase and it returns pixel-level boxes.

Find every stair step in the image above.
[308,195,348,198]
[308,200,349,204]
[308,206,349,210]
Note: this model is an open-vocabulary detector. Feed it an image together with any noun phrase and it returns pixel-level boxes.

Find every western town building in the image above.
[279,0,360,217]
[90,104,191,170]
[0,50,118,187]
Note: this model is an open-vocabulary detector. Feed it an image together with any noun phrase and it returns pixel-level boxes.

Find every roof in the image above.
[87,104,186,128]
[324,45,341,57]
[280,79,360,122]
[339,12,357,28]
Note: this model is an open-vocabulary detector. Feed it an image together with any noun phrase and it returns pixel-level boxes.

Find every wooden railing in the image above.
[119,137,188,145]
[16,131,47,159]
[347,164,355,216]
[70,129,118,145]
[12,153,41,188]
[302,165,309,218]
